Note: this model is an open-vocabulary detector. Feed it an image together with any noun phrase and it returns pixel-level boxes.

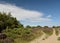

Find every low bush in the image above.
[42,28,53,35]
[2,27,43,43]
[57,37,60,41]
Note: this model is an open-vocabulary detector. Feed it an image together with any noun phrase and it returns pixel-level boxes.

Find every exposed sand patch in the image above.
[30,29,60,43]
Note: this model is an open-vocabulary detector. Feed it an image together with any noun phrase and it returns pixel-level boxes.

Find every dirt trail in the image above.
[30,29,60,43]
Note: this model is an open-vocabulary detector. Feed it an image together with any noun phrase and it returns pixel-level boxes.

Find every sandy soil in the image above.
[30,29,60,43]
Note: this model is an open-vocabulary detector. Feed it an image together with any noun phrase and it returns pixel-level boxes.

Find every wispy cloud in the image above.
[0,3,52,25]
[47,15,52,18]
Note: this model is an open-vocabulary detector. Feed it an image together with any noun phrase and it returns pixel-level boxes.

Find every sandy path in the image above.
[30,29,60,43]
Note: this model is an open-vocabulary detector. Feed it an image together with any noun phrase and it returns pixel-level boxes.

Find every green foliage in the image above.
[2,26,43,42]
[37,25,42,28]
[42,28,53,35]
[0,40,3,43]
[26,25,31,28]
[56,30,59,36]
[57,37,60,41]
[52,26,56,28]
[55,29,59,36]
[2,28,33,41]
[43,30,53,35]
[0,38,14,43]
[44,26,48,28]
[2,28,18,39]
[0,12,23,32]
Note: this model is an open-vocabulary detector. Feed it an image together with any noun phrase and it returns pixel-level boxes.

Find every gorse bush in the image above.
[2,26,43,43]
[2,28,18,39]
[2,28,35,41]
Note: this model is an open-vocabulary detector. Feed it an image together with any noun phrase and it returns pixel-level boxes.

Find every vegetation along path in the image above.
[30,29,60,43]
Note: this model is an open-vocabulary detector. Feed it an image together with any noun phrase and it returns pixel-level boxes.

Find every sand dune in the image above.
[30,29,60,43]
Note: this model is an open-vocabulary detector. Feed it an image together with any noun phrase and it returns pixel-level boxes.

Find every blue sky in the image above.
[0,0,60,26]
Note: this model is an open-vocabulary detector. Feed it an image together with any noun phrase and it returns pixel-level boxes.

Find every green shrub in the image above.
[57,37,60,41]
[2,28,20,39]
[0,12,23,32]
[0,40,3,43]
[2,28,34,41]
[55,29,59,36]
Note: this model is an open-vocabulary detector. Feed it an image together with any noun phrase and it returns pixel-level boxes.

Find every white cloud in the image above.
[0,3,52,23]
[47,15,52,18]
